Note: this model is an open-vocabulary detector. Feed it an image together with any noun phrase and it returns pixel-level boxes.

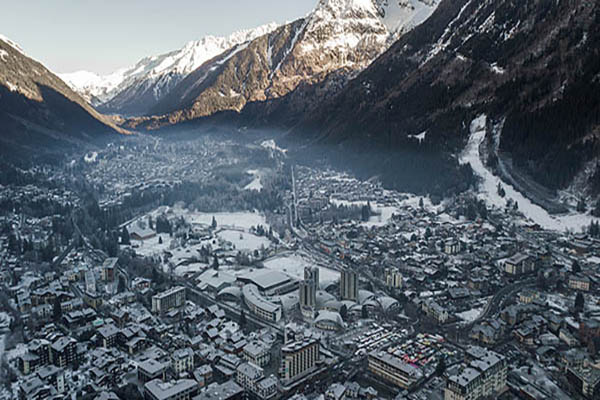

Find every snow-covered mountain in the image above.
[60,22,279,115]
[135,0,440,128]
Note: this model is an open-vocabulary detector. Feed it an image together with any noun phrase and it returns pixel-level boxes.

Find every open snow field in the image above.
[330,198,398,228]
[189,210,268,230]
[461,115,595,232]
[263,253,340,285]
[217,229,271,251]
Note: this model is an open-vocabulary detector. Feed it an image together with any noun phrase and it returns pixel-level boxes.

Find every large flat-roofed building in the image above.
[238,270,298,296]
[504,253,537,276]
[243,284,282,323]
[340,268,358,301]
[566,365,600,399]
[368,351,423,389]
[280,338,319,382]
[138,359,167,383]
[445,346,507,400]
[144,378,198,400]
[569,275,591,292]
[152,286,185,314]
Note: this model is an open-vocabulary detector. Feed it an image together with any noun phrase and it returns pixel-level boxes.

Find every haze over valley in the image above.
[1,1,600,399]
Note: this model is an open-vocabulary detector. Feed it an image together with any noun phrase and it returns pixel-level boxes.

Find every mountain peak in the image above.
[60,22,279,113]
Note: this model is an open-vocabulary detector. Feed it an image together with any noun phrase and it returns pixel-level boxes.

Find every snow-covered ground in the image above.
[330,198,398,227]
[189,210,269,230]
[244,169,263,191]
[263,253,340,285]
[461,115,595,232]
[217,229,271,251]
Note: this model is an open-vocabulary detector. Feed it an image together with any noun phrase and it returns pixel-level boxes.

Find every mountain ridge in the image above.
[125,0,439,130]
[0,35,127,163]
[59,23,280,116]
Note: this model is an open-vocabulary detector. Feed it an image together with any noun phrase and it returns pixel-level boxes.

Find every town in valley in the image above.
[1,132,599,400]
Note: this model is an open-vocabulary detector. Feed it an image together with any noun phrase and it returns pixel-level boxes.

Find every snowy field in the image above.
[263,253,340,285]
[217,229,271,251]
[330,198,398,228]
[461,115,595,232]
[137,205,269,231]
[189,210,268,230]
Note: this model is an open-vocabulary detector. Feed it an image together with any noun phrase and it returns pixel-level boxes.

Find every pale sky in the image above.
[1,0,316,74]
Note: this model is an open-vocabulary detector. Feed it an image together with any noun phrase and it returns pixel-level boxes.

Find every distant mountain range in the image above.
[59,23,279,116]
[0,35,126,163]
[61,0,439,127]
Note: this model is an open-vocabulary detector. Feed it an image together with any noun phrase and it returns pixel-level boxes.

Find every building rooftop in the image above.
[144,379,196,400]
[242,284,281,314]
[194,381,243,400]
[369,351,423,379]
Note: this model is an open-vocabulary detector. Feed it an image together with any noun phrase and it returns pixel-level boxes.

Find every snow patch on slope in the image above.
[461,115,596,232]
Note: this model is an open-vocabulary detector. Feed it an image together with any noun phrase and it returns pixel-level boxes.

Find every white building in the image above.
[152,286,185,314]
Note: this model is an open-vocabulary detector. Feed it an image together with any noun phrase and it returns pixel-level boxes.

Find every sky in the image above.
[1,0,315,75]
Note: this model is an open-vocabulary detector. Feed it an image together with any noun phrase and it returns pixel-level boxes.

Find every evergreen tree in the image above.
[53,296,62,322]
[117,276,126,293]
[212,256,219,270]
[497,183,506,198]
[211,216,217,230]
[361,204,371,222]
[340,305,348,321]
[575,292,585,312]
[158,236,163,245]
[425,227,432,239]
[121,226,130,245]
[572,260,581,274]
[436,358,447,376]
[239,310,247,330]
[419,198,424,209]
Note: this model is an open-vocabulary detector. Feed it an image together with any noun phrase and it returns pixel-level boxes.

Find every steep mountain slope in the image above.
[134,0,439,129]
[59,23,279,116]
[293,0,600,196]
[0,35,126,162]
